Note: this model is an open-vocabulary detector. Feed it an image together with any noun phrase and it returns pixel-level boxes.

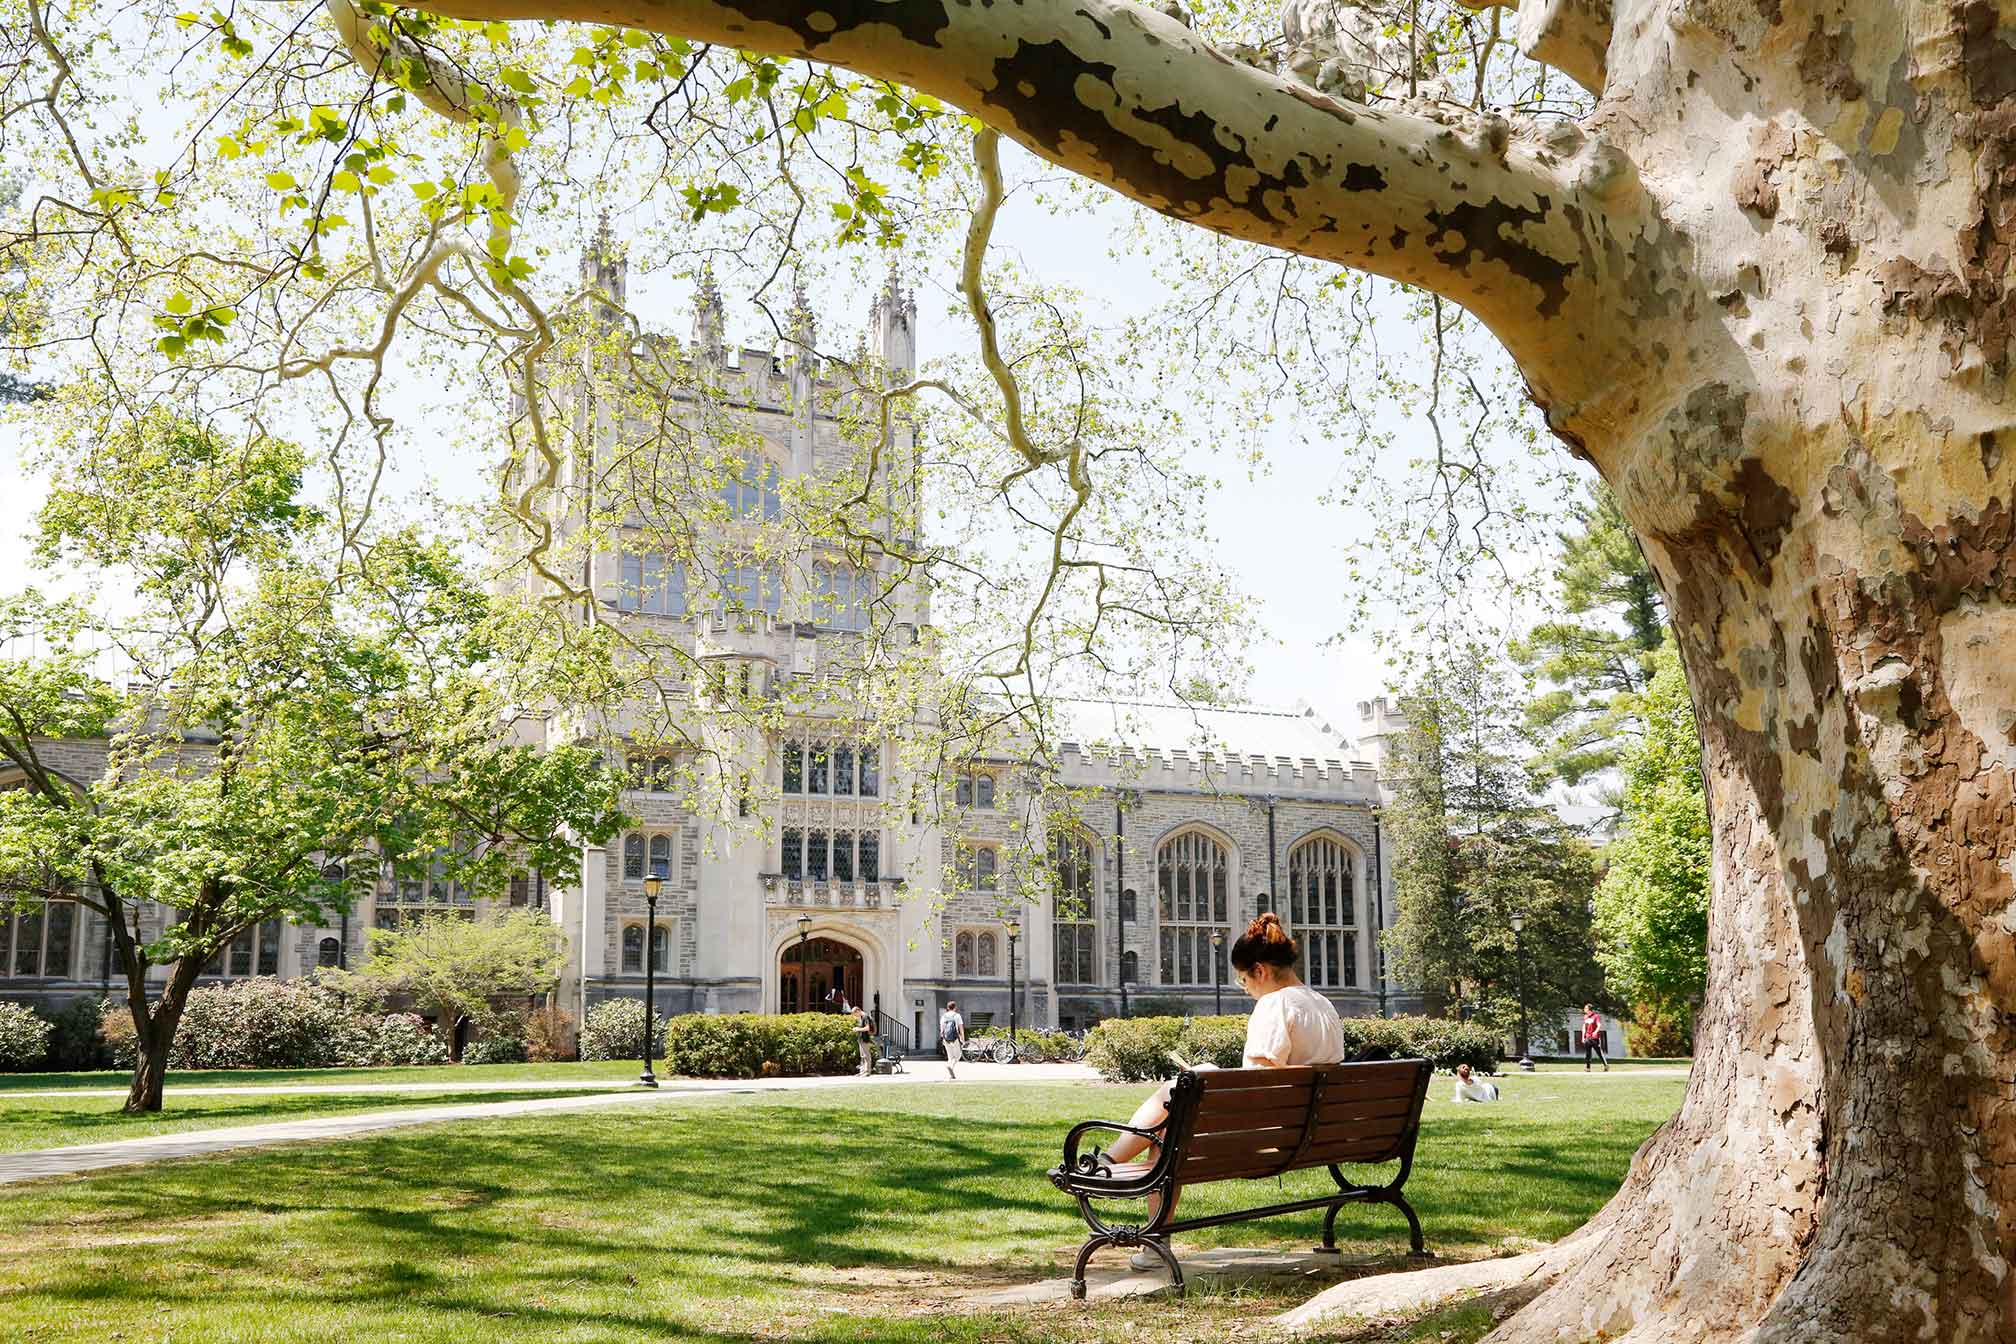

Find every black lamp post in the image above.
[796,912,811,1013]
[1211,927,1225,1016]
[1511,911,1534,1072]
[1118,887,1134,1019]
[1006,918,1021,1046]
[639,872,664,1087]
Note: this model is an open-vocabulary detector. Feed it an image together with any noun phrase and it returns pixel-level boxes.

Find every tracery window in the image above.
[720,450,782,520]
[957,844,998,892]
[3,900,79,979]
[617,552,687,615]
[976,931,998,977]
[1051,831,1097,985]
[955,931,975,976]
[205,918,284,977]
[954,771,996,809]
[1157,830,1230,986]
[1288,835,1358,988]
[781,740,880,797]
[812,561,873,631]
[620,831,677,883]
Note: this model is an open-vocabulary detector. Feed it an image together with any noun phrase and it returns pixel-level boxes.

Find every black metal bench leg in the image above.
[1387,1191,1427,1256]
[1071,1234,1110,1300]
[1315,1201,1344,1253]
[1141,1234,1186,1297]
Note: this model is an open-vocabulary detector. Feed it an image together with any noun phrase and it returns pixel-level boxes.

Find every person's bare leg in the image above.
[1103,1083,1171,1163]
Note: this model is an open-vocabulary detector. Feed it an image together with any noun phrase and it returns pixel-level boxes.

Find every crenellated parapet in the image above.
[1052,741,1380,801]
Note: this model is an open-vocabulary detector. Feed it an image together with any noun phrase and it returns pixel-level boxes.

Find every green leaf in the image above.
[332,170,361,193]
[410,181,437,201]
[264,170,296,191]
[165,292,193,316]
[500,67,537,94]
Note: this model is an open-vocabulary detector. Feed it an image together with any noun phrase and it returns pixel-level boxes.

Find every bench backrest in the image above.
[1165,1059,1433,1184]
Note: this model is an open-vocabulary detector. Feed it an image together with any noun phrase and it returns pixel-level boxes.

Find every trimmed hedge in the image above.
[0,1002,51,1071]
[664,1012,860,1078]
[1084,1012,1502,1082]
[578,1006,863,1078]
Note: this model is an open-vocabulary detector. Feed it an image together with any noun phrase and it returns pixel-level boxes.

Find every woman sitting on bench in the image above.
[1100,913,1345,1168]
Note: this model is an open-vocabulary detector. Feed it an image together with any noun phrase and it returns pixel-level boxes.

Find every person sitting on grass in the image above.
[1093,913,1343,1268]
[1451,1062,1500,1103]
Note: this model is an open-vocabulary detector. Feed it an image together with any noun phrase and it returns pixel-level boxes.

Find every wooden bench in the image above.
[1047,1058,1434,1297]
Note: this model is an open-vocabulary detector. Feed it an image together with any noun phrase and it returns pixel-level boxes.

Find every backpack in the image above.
[939,1011,961,1039]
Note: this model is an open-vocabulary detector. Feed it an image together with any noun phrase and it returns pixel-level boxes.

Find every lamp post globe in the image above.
[1211,927,1225,1016]
[1510,911,1533,1072]
[639,872,664,1087]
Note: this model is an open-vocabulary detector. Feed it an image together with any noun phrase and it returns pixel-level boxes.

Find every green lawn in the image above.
[0,1074,1680,1343]
[0,1058,658,1092]
[0,1088,635,1154]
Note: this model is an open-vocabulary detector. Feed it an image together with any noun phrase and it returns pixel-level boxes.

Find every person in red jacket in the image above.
[1581,1004,1610,1071]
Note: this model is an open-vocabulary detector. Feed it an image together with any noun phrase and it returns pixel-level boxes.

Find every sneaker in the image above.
[1128,1240,1171,1272]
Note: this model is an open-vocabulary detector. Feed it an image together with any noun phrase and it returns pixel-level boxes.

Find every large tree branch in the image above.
[410,0,1638,345]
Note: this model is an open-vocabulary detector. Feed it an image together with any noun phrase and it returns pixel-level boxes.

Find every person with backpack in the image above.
[1581,1003,1610,1071]
[849,1000,876,1076]
[939,1000,966,1079]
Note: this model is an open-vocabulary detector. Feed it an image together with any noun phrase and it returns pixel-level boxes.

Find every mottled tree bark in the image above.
[393,0,2016,1335]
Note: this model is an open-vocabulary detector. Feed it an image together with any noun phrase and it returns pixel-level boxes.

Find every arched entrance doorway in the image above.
[780,936,863,1013]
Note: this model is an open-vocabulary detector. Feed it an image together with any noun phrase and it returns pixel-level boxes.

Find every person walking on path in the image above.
[1581,1004,1610,1071]
[940,1000,967,1079]
[850,1001,876,1076]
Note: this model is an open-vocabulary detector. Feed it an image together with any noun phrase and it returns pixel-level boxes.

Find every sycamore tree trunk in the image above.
[393,0,2013,1335]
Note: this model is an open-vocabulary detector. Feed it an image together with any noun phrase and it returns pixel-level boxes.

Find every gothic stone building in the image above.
[2,253,1422,1050]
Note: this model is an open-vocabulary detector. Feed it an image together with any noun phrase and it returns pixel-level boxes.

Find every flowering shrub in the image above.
[578,999,666,1062]
[523,1005,577,1063]
[0,1002,51,1071]
[45,997,114,1070]
[93,978,452,1071]
[330,1013,450,1067]
[170,978,353,1070]
[461,1031,528,1066]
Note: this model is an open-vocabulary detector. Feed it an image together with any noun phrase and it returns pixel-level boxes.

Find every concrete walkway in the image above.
[0,1061,1097,1185]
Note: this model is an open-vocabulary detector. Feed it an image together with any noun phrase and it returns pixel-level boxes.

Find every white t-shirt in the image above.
[1242,984,1344,1068]
[1452,1076,1500,1102]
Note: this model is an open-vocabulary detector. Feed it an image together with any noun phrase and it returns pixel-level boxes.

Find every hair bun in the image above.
[1245,913,1290,944]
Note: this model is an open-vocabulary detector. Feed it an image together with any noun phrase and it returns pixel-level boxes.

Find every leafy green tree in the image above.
[0,416,627,1111]
[327,910,568,1051]
[1383,644,1607,1047]
[1513,482,1666,793]
[1592,643,1710,1041]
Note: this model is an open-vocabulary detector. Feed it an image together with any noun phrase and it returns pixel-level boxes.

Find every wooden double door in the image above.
[781,936,863,1013]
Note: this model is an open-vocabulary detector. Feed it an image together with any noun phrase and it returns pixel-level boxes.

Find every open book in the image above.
[1168,1053,1222,1073]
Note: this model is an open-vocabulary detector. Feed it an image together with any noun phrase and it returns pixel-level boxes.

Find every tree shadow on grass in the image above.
[0,1086,1671,1341]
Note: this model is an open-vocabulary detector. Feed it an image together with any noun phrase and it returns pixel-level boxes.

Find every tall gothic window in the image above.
[622,924,644,974]
[957,844,998,892]
[954,772,996,808]
[976,931,998,977]
[955,931,975,976]
[781,740,879,797]
[205,918,284,978]
[716,559,783,619]
[720,450,782,519]
[812,561,873,631]
[648,834,673,879]
[1288,835,1357,988]
[623,835,646,880]
[1052,831,1097,985]
[617,552,687,615]
[3,899,79,979]
[1157,830,1230,986]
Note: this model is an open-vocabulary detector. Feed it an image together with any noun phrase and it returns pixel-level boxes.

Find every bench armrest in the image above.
[1058,1118,1167,1176]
